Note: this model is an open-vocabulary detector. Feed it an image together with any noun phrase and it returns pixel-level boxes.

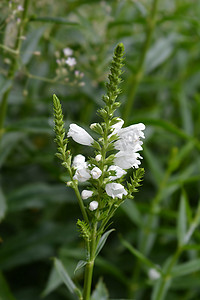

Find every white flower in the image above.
[65,57,76,67]
[63,47,73,56]
[81,190,93,199]
[67,124,94,146]
[105,183,127,199]
[72,154,86,169]
[73,166,90,182]
[95,154,102,162]
[91,167,102,179]
[148,268,160,280]
[89,201,98,211]
[108,165,127,181]
[114,151,143,169]
[111,118,124,134]
[17,5,24,11]
[114,123,145,152]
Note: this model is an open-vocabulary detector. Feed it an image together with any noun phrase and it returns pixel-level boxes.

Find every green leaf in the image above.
[172,259,200,278]
[0,187,7,222]
[91,278,109,300]
[54,258,82,297]
[0,272,17,300]
[143,148,164,186]
[96,229,115,257]
[74,260,87,274]
[177,192,187,246]
[41,267,62,297]
[120,237,160,272]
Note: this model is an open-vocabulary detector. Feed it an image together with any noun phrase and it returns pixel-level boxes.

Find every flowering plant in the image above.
[53,43,145,300]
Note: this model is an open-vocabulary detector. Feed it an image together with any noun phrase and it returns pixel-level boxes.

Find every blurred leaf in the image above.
[0,187,7,221]
[177,192,187,246]
[145,35,176,73]
[29,16,80,26]
[21,28,45,65]
[143,148,164,186]
[91,278,109,300]
[42,267,62,297]
[54,258,81,297]
[121,200,142,227]
[172,259,200,278]
[120,237,160,272]
[0,76,12,96]
[7,183,75,212]
[8,117,52,134]
[0,132,25,168]
[0,272,16,300]
[95,229,115,257]
[177,89,194,135]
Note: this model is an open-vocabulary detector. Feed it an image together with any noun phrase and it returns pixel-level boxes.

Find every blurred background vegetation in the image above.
[0,0,200,299]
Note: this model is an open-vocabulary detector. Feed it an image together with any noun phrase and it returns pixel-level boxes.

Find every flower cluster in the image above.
[67,119,145,210]
[54,48,84,86]
[53,43,145,236]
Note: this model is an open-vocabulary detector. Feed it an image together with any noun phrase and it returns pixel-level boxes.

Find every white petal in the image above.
[67,124,94,146]
[89,201,98,211]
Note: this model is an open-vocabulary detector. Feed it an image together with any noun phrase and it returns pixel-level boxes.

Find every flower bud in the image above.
[89,201,98,211]
[81,190,93,200]
[91,167,102,179]
[95,154,102,162]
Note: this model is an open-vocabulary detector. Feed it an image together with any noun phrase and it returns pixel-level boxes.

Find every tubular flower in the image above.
[72,154,87,169]
[81,190,93,200]
[73,166,91,182]
[89,201,98,211]
[108,165,127,181]
[91,167,102,179]
[114,151,143,169]
[67,124,94,146]
[105,183,127,199]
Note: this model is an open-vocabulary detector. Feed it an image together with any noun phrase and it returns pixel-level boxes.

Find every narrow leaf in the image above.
[96,229,115,257]
[121,199,142,227]
[91,278,109,300]
[0,272,17,300]
[172,259,200,278]
[0,187,7,221]
[177,192,187,246]
[74,260,87,274]
[54,258,77,294]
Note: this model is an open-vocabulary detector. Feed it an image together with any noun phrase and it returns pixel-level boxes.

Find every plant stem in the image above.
[122,0,160,124]
[83,222,97,300]
[74,184,89,224]
[0,0,30,141]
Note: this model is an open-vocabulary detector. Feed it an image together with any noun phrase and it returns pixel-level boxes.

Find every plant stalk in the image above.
[0,0,30,141]
[123,0,160,124]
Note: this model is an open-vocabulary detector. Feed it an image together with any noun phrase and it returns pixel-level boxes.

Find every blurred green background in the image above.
[0,0,200,299]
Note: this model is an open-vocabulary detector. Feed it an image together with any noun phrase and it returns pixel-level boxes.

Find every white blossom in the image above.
[114,151,143,169]
[67,124,94,146]
[73,166,90,182]
[108,165,127,181]
[65,57,76,67]
[63,47,73,56]
[114,123,145,152]
[17,5,24,11]
[148,268,160,280]
[91,167,102,179]
[89,201,98,211]
[105,183,127,199]
[95,154,102,162]
[111,118,124,135]
[72,154,86,169]
[81,190,93,200]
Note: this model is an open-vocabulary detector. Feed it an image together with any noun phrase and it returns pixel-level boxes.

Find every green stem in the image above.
[83,222,97,300]
[123,0,160,124]
[74,184,89,224]
[0,0,30,141]
[154,247,182,300]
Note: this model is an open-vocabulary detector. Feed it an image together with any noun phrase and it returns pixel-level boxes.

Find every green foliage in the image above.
[77,219,91,242]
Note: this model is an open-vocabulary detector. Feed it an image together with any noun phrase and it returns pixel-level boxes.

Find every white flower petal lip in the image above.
[67,124,94,146]
[73,166,91,182]
[72,154,86,168]
[105,183,127,199]
[108,118,124,138]
[81,190,93,200]
[91,167,102,179]
[89,201,98,211]
[114,151,143,169]
[108,165,127,181]
[114,123,145,152]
